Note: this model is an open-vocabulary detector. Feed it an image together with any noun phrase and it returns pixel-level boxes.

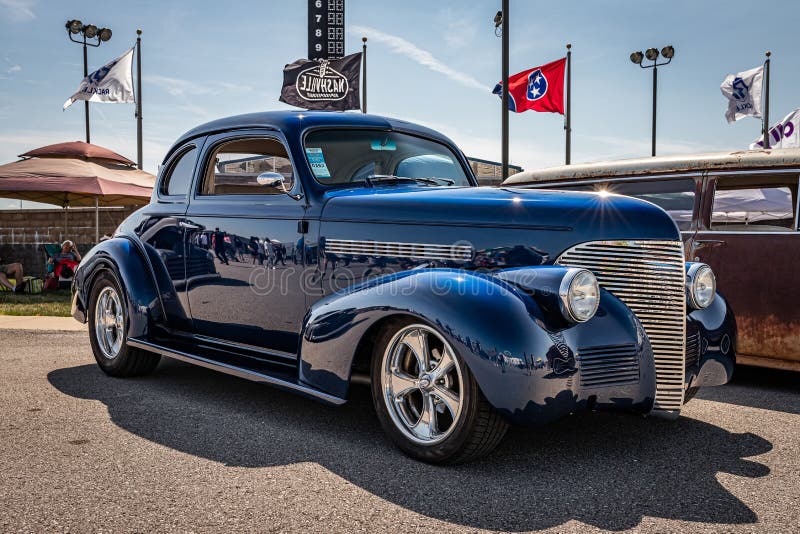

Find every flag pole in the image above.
[362,37,367,114]
[83,36,90,143]
[136,29,143,169]
[763,51,771,149]
[565,43,572,165]
[501,0,509,179]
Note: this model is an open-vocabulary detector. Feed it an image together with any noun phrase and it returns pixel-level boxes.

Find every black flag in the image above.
[279,52,361,111]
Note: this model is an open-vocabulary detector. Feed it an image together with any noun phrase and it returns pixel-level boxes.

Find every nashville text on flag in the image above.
[63,48,135,110]
[279,52,361,111]
[492,58,567,114]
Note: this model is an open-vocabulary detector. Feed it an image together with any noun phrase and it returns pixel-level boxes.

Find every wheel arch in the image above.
[73,237,166,340]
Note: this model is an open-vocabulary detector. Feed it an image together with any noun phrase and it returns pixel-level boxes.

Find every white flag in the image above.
[63,48,135,110]
[750,108,800,149]
[720,65,763,123]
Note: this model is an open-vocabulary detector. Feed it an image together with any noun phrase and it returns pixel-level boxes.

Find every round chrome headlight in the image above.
[559,268,600,323]
[687,263,716,309]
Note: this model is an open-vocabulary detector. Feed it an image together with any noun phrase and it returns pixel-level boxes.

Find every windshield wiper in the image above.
[366,174,455,186]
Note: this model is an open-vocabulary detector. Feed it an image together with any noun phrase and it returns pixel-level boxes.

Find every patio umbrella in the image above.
[0,141,155,242]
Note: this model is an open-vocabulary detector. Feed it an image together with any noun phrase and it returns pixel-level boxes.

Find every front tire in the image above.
[88,271,160,377]
[371,318,508,464]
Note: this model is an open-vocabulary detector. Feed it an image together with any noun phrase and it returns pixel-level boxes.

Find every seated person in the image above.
[49,240,82,278]
[0,259,26,292]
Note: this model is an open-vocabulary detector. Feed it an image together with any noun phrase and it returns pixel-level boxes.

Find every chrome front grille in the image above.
[577,343,639,388]
[685,333,700,369]
[557,240,686,414]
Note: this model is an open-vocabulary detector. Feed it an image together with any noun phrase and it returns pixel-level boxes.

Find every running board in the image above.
[127,338,346,406]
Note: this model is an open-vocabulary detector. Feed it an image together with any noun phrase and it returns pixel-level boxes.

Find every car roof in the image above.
[166,111,456,162]
[503,148,800,185]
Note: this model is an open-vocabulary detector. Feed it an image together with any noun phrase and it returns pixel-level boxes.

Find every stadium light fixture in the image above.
[630,45,675,157]
[64,19,113,143]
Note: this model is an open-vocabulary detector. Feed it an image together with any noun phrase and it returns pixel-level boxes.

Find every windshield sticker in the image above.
[305,147,331,178]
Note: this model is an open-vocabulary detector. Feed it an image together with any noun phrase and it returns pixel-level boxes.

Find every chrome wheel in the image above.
[94,286,124,359]
[381,324,465,445]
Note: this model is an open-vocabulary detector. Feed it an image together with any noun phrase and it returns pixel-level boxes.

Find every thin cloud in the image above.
[145,74,252,97]
[0,0,35,22]
[7,65,21,74]
[351,25,486,92]
[145,74,217,97]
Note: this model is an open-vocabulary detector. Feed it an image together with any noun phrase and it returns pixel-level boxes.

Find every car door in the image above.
[693,171,800,366]
[183,131,309,355]
[131,141,202,334]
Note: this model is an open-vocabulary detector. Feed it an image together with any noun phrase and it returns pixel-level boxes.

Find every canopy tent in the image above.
[19,141,136,166]
[0,141,154,242]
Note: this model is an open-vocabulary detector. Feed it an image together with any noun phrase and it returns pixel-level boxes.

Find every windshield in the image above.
[303,129,471,187]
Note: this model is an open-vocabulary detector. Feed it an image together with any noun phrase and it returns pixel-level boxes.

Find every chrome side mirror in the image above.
[256,171,303,200]
[256,172,286,189]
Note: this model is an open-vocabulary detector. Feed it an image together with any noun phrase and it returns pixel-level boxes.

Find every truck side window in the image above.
[710,174,797,231]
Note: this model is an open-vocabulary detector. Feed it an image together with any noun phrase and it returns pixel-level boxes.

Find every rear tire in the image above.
[370,318,508,464]
[87,271,160,377]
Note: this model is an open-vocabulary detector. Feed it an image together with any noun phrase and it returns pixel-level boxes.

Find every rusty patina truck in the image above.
[505,149,800,372]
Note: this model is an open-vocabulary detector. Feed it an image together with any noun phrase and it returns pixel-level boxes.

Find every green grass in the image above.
[0,289,72,317]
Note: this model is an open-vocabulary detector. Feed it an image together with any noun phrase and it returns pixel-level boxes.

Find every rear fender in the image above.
[72,236,167,340]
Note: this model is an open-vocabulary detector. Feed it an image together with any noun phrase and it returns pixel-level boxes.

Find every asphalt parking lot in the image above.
[1,329,798,533]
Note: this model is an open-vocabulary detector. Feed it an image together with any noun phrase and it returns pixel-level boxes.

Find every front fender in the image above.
[687,292,737,388]
[71,237,166,340]
[299,268,654,424]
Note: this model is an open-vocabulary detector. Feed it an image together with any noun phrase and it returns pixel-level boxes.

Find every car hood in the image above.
[320,186,680,241]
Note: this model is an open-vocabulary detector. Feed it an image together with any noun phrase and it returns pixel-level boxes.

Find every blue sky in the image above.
[0,0,797,208]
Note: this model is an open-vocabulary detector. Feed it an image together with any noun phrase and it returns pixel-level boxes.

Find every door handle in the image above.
[695,239,724,248]
[179,221,201,230]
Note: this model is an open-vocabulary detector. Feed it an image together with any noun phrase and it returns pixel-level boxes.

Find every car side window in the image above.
[199,137,294,196]
[710,174,798,232]
[160,146,197,197]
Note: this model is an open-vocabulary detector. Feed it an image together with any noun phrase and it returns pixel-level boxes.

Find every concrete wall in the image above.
[0,207,139,277]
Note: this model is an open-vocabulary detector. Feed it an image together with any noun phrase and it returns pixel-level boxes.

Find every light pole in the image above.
[65,19,112,144]
[630,45,674,157]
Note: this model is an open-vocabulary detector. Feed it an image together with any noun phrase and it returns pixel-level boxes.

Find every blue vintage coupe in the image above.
[72,111,736,463]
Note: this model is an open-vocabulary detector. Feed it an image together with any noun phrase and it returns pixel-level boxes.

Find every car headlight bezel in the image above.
[558,268,600,323]
[686,263,716,310]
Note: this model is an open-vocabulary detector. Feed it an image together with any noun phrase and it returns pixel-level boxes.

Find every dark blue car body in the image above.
[72,111,736,428]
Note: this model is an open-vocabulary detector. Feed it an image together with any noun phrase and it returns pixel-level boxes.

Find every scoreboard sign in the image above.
[308,0,345,60]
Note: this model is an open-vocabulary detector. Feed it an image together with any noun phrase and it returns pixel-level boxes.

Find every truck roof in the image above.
[503,148,800,185]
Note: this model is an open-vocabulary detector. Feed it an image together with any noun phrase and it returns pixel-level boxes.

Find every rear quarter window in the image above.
[160,146,198,197]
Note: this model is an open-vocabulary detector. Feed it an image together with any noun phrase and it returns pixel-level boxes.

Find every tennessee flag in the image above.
[493,57,566,114]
